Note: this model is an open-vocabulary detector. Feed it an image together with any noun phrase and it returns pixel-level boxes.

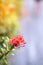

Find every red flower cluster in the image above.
[9,35,26,47]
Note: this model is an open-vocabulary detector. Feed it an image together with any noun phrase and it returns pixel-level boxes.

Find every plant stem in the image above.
[0,45,14,60]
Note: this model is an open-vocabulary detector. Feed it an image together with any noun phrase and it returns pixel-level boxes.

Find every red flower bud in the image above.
[9,35,26,47]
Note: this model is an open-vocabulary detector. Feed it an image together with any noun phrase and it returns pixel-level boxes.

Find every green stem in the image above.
[0,45,14,60]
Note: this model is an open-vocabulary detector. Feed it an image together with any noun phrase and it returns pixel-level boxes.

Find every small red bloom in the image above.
[9,35,26,47]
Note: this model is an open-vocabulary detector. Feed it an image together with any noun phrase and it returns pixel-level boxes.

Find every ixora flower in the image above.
[9,35,26,47]
[0,0,21,37]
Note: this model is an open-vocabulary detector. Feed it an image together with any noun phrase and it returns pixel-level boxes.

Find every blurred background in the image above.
[10,0,43,65]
